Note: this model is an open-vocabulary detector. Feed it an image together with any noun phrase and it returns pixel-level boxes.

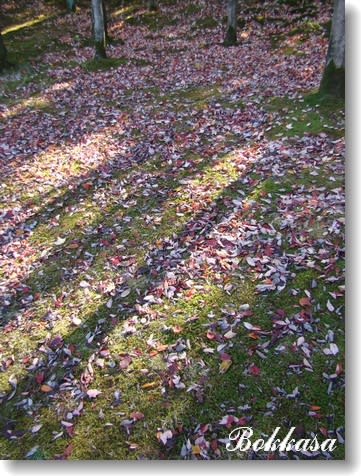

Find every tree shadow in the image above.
[0,138,266,455]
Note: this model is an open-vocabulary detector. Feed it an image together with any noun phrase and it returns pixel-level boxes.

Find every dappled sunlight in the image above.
[2,15,51,36]
[2,95,54,119]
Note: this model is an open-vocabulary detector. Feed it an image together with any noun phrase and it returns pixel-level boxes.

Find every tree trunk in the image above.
[91,0,107,59]
[148,0,157,11]
[0,33,8,72]
[224,0,237,46]
[66,0,76,13]
[102,0,110,43]
[319,0,345,98]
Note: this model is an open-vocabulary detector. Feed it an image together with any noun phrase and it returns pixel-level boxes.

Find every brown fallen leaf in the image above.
[299,297,311,307]
[130,411,145,421]
[40,384,53,393]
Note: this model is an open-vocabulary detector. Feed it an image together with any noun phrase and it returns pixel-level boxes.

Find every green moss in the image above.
[159,84,223,112]
[254,15,266,25]
[269,33,283,49]
[223,25,237,46]
[237,17,246,28]
[281,46,305,56]
[319,60,345,99]
[288,20,322,37]
[81,57,129,71]
[265,92,344,139]
[320,19,332,39]
[192,16,218,30]
[182,4,201,16]
[124,11,176,30]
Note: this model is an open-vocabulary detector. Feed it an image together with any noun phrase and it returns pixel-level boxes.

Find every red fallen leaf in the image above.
[248,332,259,340]
[22,356,30,364]
[35,372,45,384]
[249,363,261,376]
[263,244,274,257]
[276,308,286,317]
[68,343,76,354]
[299,297,311,307]
[184,288,196,298]
[219,352,232,361]
[219,415,238,428]
[130,411,144,421]
[132,348,143,357]
[206,330,216,340]
[54,298,63,308]
[200,423,209,434]
[172,325,183,334]
[210,439,218,451]
[238,416,247,425]
[65,426,74,437]
[82,182,92,190]
[319,427,328,437]
[109,256,122,266]
[62,444,73,459]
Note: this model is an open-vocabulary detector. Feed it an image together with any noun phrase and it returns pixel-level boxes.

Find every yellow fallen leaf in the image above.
[141,381,158,389]
[67,242,80,249]
[219,360,232,374]
[192,445,201,455]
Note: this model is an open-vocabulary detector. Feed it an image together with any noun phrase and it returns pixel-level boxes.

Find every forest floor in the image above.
[0,0,345,460]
